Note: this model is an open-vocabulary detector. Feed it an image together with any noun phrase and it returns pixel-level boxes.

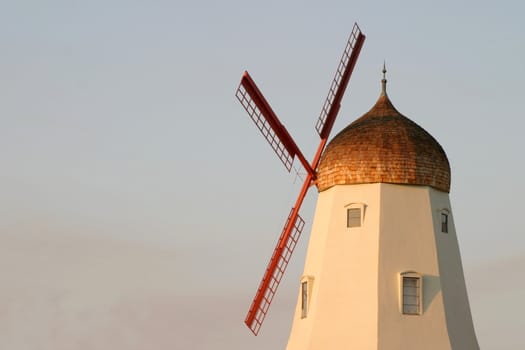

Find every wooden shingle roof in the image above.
[316,90,450,193]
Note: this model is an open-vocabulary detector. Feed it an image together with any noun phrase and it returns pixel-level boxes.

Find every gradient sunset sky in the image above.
[1,1,524,349]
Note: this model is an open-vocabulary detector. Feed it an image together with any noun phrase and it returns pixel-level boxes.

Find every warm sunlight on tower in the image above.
[285,67,479,350]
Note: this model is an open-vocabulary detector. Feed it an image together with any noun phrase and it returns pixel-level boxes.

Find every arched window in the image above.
[440,209,450,233]
[438,208,451,233]
[345,202,366,228]
[400,271,423,315]
[300,275,314,319]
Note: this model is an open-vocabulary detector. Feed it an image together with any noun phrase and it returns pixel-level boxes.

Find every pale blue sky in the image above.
[1,1,524,349]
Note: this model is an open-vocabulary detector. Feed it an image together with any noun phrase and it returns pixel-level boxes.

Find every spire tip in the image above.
[381,61,387,95]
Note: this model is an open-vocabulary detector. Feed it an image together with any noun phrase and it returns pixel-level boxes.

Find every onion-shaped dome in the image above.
[316,70,450,193]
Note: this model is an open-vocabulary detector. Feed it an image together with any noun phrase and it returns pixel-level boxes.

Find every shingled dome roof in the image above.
[316,73,451,193]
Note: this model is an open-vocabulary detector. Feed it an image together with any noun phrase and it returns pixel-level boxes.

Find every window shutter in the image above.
[301,281,308,318]
[402,276,421,315]
[347,208,361,228]
[441,213,448,233]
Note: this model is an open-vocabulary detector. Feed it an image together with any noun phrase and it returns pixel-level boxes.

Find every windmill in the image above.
[235,23,365,336]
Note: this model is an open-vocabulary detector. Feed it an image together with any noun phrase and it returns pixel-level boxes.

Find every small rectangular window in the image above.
[347,208,361,228]
[441,213,448,233]
[402,276,421,315]
[301,281,308,318]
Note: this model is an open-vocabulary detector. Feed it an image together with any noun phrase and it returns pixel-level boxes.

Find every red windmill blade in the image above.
[235,23,365,336]
[235,71,315,177]
[316,23,365,140]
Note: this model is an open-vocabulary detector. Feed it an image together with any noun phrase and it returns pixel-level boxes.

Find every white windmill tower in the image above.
[285,65,479,349]
[236,24,478,349]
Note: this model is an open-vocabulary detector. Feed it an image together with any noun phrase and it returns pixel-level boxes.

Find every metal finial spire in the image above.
[381,61,387,96]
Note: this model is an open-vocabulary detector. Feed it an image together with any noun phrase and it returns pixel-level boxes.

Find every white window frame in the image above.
[399,271,423,315]
[440,209,450,233]
[344,202,366,228]
[300,275,314,319]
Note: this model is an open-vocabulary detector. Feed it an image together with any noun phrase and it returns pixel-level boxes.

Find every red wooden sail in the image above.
[236,23,365,335]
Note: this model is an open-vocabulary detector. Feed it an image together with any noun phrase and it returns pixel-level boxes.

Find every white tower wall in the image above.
[286,183,478,350]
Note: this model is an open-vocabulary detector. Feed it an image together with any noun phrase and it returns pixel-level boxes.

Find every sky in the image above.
[1,0,524,349]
